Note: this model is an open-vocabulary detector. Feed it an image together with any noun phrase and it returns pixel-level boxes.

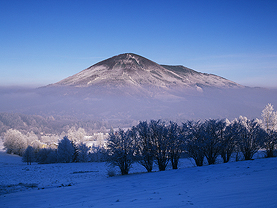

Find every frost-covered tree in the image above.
[149,120,169,171]
[3,129,27,156]
[36,148,57,164]
[67,127,86,143]
[136,121,155,172]
[22,146,35,165]
[167,121,183,169]
[89,145,107,162]
[26,131,39,146]
[76,142,90,162]
[220,120,237,163]
[71,141,79,162]
[262,103,277,132]
[236,116,266,160]
[57,136,75,163]
[107,128,135,175]
[201,119,226,165]
[183,120,205,166]
[40,134,59,147]
[261,103,277,157]
[31,140,43,153]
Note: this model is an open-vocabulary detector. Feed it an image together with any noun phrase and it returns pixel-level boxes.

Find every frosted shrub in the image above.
[3,129,27,156]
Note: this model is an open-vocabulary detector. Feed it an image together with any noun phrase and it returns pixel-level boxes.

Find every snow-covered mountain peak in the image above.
[52,53,243,90]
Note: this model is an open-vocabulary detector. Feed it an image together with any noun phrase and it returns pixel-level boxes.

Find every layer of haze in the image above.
[1,86,277,122]
[0,0,277,88]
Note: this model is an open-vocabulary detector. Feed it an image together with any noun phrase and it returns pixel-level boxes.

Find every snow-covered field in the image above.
[1,148,277,207]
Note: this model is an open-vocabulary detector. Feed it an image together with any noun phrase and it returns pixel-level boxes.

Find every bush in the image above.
[107,168,116,177]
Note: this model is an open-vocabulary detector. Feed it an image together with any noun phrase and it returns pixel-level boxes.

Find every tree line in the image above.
[3,104,277,175]
[106,103,277,175]
[0,112,127,136]
[3,126,107,164]
[21,136,104,165]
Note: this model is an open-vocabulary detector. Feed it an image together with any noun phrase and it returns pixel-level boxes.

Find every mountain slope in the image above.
[51,53,243,91]
[4,53,273,122]
[161,65,241,88]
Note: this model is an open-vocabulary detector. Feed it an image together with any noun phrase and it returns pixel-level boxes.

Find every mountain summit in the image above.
[52,53,242,91]
[4,53,274,121]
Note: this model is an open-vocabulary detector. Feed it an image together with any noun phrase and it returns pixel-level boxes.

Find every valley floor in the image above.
[1,150,277,207]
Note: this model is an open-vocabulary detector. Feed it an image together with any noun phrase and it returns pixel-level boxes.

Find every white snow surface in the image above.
[1,147,277,207]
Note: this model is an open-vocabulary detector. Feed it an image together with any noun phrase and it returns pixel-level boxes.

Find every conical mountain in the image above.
[6,53,273,121]
[52,53,242,91]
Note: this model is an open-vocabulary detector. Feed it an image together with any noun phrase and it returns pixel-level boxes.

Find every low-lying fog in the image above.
[1,85,276,122]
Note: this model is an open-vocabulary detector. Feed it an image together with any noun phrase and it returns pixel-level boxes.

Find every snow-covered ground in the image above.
[1,147,277,207]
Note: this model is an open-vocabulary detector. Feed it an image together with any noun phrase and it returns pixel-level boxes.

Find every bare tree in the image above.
[183,120,205,166]
[106,128,135,175]
[149,120,169,171]
[22,145,35,165]
[167,121,183,169]
[220,120,237,163]
[136,121,155,172]
[201,119,226,165]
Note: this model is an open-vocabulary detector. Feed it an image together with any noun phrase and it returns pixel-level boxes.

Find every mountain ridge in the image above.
[50,53,243,91]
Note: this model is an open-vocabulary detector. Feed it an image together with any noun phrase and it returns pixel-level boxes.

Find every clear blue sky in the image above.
[1,0,277,88]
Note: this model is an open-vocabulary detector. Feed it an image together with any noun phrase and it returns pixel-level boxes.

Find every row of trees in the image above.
[22,136,92,164]
[2,127,90,156]
[5,104,277,175]
[3,129,40,156]
[0,112,124,136]
[106,104,277,175]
